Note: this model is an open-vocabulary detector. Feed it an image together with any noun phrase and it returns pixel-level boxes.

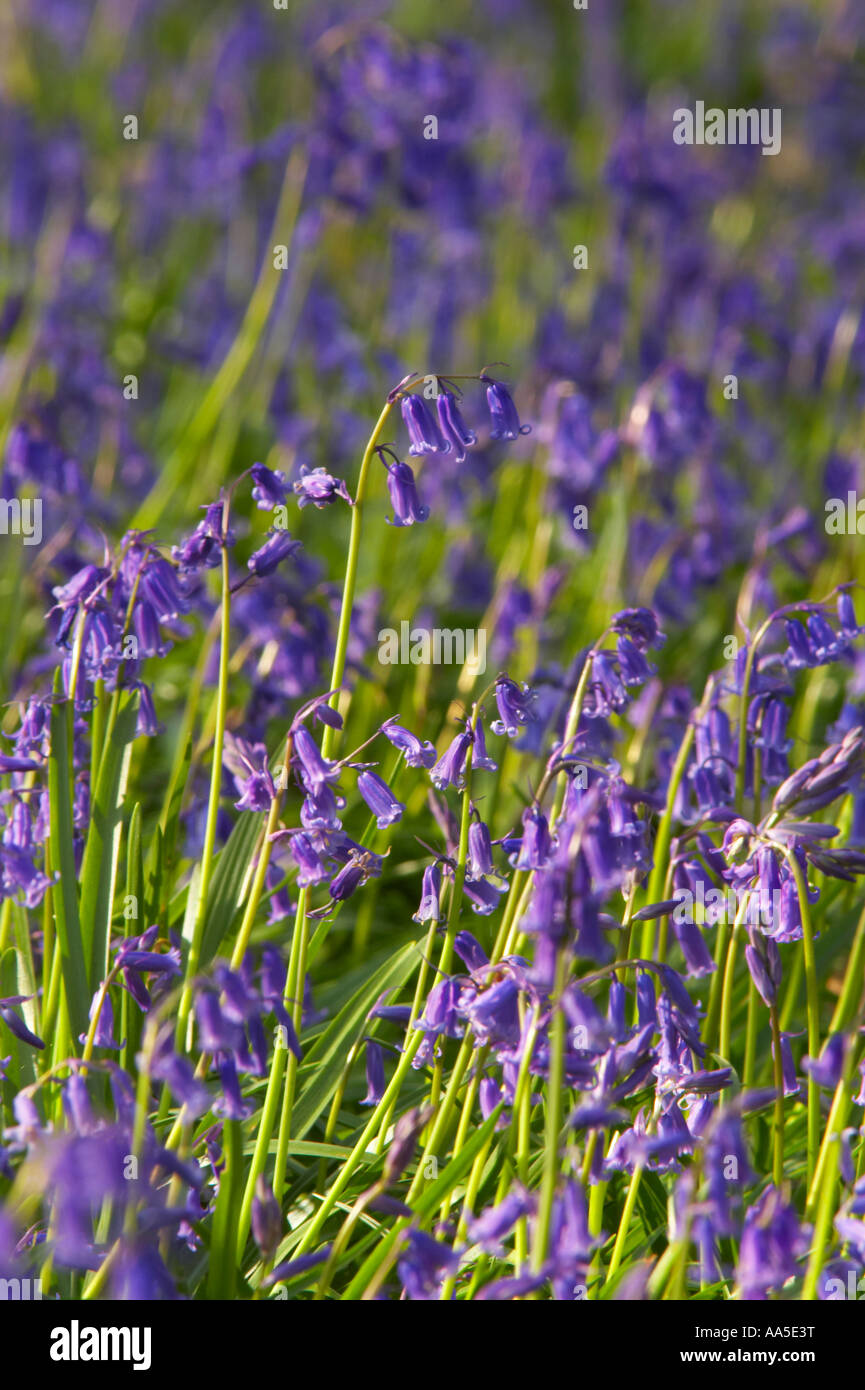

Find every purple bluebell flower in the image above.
[247,530,301,577]
[172,502,226,572]
[79,987,122,1051]
[0,996,44,1050]
[293,465,350,509]
[436,386,477,462]
[356,769,405,828]
[836,1216,865,1262]
[453,932,489,974]
[587,651,629,716]
[282,831,328,887]
[0,752,40,774]
[430,725,473,791]
[265,1247,333,1287]
[413,863,442,923]
[462,976,520,1048]
[466,1190,531,1254]
[611,607,665,650]
[328,849,382,902]
[381,719,436,768]
[293,726,339,791]
[471,717,498,773]
[401,393,450,455]
[214,1055,254,1120]
[250,462,289,510]
[736,1187,805,1300]
[463,873,508,915]
[360,1039,386,1106]
[481,376,531,441]
[251,1178,282,1262]
[802,1033,847,1089]
[300,783,344,831]
[415,978,465,1041]
[467,819,496,877]
[514,804,551,870]
[491,676,536,737]
[745,938,777,1007]
[838,589,864,640]
[381,452,430,526]
[225,735,276,812]
[383,1107,431,1185]
[397,1229,460,1300]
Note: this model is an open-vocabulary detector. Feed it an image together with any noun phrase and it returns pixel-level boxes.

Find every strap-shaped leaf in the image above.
[79,689,139,986]
[47,693,90,1040]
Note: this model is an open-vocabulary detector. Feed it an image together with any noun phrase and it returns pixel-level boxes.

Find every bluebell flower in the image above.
[838,589,864,640]
[466,1190,531,1254]
[381,719,436,768]
[356,769,405,828]
[247,530,301,577]
[453,932,489,974]
[251,1178,282,1262]
[463,873,508,914]
[383,1107,431,1185]
[401,393,450,455]
[381,452,430,526]
[172,502,225,572]
[300,783,344,831]
[467,819,496,877]
[491,676,536,737]
[360,1039,386,1106]
[413,863,442,923]
[471,717,498,772]
[225,735,276,812]
[397,1229,460,1300]
[250,461,289,510]
[481,376,532,440]
[430,725,473,790]
[293,726,340,792]
[0,995,44,1050]
[436,386,477,462]
[79,987,122,1051]
[281,831,328,887]
[514,805,551,869]
[802,1032,847,1090]
[836,1217,865,1262]
[328,849,382,902]
[736,1187,805,1300]
[293,465,351,509]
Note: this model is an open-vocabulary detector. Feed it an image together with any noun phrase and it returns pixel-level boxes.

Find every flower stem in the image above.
[320,397,397,759]
[177,513,232,1044]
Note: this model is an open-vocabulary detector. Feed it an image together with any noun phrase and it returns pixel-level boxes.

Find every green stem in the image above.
[320,396,398,760]
[770,1005,785,1188]
[532,946,568,1273]
[783,846,821,1186]
[177,522,232,1044]
[605,1164,643,1289]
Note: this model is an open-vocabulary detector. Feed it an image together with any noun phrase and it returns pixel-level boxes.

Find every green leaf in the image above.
[146,733,193,912]
[0,946,36,1090]
[290,939,420,1141]
[341,1109,504,1299]
[79,690,139,986]
[48,689,90,1041]
[198,810,263,968]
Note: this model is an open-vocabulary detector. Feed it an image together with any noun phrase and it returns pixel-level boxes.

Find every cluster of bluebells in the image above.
[3,2,865,1306]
